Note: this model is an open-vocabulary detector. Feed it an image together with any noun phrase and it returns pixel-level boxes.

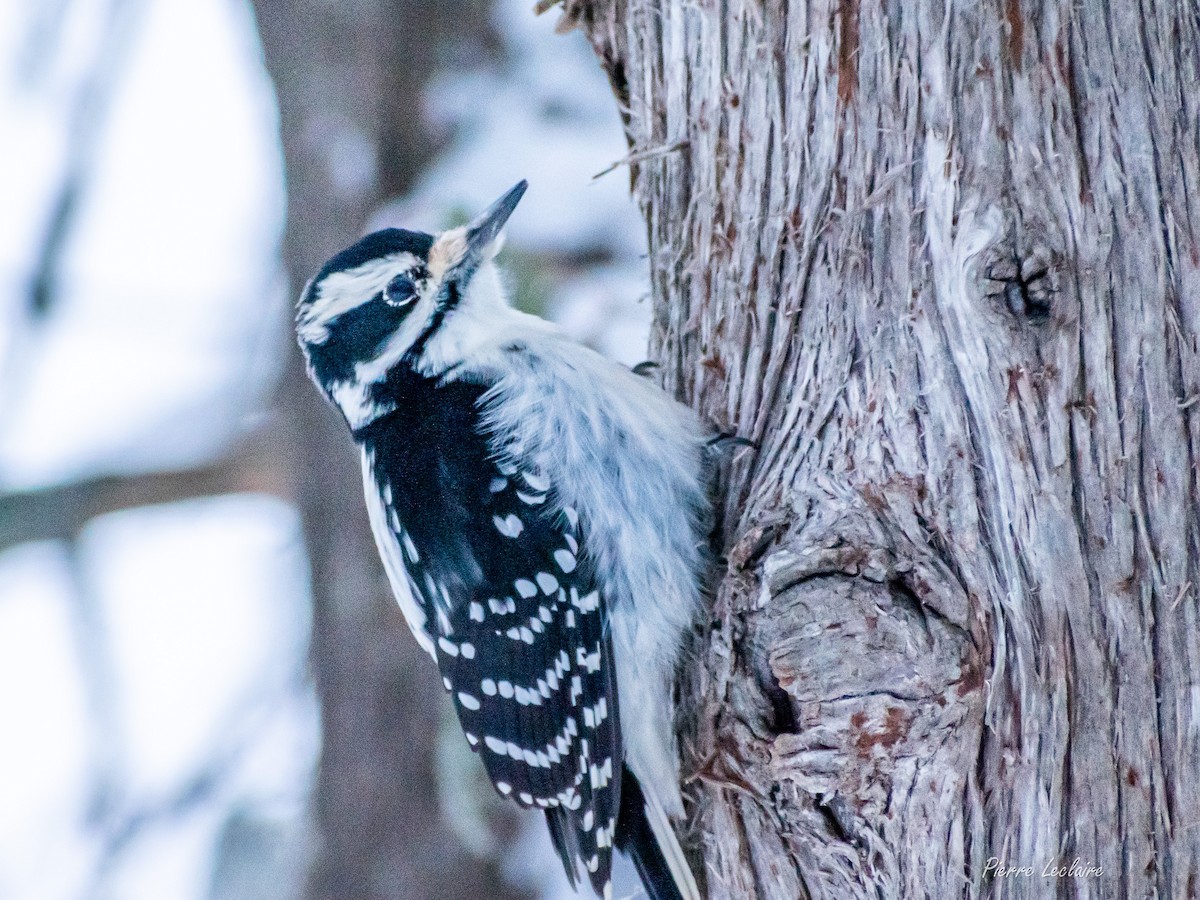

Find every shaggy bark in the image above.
[561,1,1200,897]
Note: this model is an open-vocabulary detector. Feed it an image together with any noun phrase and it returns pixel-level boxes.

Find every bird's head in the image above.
[296,180,527,426]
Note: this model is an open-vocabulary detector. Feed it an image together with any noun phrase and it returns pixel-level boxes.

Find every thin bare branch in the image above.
[0,426,287,553]
[26,0,149,318]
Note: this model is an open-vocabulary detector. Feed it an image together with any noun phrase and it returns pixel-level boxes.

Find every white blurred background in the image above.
[0,1,649,897]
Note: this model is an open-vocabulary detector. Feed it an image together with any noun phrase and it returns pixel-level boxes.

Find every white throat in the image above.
[417,260,554,379]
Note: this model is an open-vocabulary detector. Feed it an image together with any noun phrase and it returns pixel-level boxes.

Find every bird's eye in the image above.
[384,273,418,307]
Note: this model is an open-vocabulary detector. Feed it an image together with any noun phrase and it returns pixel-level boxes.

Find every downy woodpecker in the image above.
[296,181,706,900]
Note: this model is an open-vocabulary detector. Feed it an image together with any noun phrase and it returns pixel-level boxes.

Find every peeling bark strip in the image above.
[835,0,859,106]
[562,0,1200,897]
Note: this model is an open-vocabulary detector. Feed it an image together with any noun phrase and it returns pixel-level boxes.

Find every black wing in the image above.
[440,465,621,895]
[358,374,622,896]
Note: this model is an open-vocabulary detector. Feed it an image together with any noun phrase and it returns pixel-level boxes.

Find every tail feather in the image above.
[615,766,701,900]
[545,808,581,891]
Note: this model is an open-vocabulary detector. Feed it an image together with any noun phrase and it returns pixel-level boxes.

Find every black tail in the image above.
[615,766,687,900]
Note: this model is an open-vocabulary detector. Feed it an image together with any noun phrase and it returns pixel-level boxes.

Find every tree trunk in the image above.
[563,1,1200,897]
[248,3,527,899]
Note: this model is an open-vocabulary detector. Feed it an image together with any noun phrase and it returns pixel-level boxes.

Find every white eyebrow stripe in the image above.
[298,251,419,342]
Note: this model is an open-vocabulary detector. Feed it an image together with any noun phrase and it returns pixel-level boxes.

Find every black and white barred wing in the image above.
[435,467,622,898]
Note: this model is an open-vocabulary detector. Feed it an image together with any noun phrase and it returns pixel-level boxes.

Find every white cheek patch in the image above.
[353,286,440,384]
[319,279,444,429]
[326,287,433,429]
[298,251,420,343]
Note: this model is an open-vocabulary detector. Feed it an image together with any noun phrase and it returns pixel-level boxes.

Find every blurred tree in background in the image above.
[247,1,527,898]
[248,1,525,900]
[0,1,642,898]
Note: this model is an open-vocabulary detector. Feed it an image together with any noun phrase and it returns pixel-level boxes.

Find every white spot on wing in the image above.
[572,589,601,613]
[576,645,601,673]
[554,549,577,573]
[524,471,550,492]
[494,514,524,538]
[402,532,420,563]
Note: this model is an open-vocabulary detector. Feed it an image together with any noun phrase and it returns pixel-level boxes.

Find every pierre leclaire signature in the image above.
[984,858,1104,879]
